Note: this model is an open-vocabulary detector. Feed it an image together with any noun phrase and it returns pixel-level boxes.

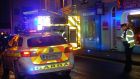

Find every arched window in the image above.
[112,7,116,17]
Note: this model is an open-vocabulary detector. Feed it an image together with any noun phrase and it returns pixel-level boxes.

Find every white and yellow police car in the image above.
[2,32,74,79]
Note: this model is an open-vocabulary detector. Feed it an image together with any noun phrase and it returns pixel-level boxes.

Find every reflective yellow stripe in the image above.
[126,35,134,37]
[68,19,76,27]
[68,16,81,46]
[61,53,68,61]
[31,45,69,64]
[128,40,135,43]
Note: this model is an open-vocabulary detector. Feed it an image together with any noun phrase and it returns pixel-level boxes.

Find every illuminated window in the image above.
[35,16,51,30]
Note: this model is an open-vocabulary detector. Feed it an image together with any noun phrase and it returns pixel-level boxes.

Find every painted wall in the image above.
[100,2,117,51]
[115,10,124,52]
[101,12,111,51]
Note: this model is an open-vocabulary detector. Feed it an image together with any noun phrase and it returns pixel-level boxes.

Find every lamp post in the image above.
[9,0,14,34]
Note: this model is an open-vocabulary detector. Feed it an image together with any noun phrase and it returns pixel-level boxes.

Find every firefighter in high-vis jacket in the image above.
[121,23,135,73]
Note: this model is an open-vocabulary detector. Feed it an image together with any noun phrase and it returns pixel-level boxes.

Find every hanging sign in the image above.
[95,2,104,15]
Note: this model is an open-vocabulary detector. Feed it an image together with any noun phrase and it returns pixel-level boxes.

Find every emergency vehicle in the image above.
[2,32,74,79]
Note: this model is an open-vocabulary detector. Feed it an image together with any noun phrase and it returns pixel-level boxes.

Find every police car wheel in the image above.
[58,70,71,79]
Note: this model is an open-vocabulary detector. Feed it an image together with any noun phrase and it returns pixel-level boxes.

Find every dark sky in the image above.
[0,0,10,28]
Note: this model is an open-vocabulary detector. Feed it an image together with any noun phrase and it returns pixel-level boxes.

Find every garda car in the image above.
[2,32,74,79]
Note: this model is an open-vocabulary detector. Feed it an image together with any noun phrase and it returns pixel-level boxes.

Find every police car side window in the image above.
[28,36,67,47]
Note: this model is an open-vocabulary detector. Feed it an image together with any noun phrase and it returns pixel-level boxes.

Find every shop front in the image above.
[81,11,102,51]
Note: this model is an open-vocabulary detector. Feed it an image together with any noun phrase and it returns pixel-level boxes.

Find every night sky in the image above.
[0,0,10,28]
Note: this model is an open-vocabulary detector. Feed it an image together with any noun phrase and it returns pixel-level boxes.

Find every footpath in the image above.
[74,49,140,66]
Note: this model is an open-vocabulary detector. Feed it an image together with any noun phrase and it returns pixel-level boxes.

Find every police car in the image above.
[2,32,74,79]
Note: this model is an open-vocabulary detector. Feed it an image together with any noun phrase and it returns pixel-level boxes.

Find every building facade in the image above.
[10,0,140,53]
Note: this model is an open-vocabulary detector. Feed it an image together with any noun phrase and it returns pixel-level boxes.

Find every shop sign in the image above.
[95,2,104,15]
[102,21,108,30]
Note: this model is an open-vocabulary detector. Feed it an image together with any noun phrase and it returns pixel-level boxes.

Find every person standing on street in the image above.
[120,23,135,73]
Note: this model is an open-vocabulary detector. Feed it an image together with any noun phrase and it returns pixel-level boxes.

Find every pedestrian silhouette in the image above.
[120,23,135,73]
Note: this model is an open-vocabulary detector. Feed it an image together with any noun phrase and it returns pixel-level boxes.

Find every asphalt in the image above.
[73,49,140,66]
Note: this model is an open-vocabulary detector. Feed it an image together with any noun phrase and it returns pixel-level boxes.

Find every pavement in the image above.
[73,48,140,66]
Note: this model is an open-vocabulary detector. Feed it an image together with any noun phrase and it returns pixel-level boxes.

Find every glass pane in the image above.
[28,35,67,47]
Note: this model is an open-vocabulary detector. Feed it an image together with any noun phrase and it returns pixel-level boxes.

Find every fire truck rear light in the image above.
[64,47,72,53]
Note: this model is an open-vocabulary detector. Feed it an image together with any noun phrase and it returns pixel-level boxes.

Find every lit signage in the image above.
[95,2,104,15]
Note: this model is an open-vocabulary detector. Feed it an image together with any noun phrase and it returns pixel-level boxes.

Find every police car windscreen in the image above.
[27,36,67,47]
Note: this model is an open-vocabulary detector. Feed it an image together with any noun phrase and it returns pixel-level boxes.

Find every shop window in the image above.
[86,16,96,38]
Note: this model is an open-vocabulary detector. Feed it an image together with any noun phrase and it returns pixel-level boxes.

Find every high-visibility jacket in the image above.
[121,29,135,48]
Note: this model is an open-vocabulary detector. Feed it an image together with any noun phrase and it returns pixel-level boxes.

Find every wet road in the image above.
[0,55,140,79]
